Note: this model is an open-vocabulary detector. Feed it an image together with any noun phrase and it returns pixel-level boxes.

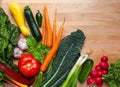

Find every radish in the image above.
[90,70,98,77]
[101,56,108,62]
[95,65,102,71]
[95,77,103,87]
[99,62,109,69]
[97,71,103,77]
[102,70,108,75]
[87,77,95,85]
[87,55,109,87]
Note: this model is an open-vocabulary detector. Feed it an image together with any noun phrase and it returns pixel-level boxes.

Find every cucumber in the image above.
[24,6,42,42]
[78,59,94,83]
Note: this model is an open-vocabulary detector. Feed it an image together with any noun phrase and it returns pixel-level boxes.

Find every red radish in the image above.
[99,62,109,69]
[87,77,95,85]
[97,71,103,77]
[95,65,102,71]
[102,70,108,75]
[95,77,103,87]
[87,55,109,87]
[90,70,98,77]
[101,56,108,62]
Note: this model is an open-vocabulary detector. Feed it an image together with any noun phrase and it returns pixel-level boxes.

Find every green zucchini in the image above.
[78,59,94,83]
[24,6,42,42]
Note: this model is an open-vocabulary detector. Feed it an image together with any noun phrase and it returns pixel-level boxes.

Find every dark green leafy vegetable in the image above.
[102,59,120,87]
[0,38,8,60]
[0,7,20,86]
[5,43,13,59]
[0,7,20,66]
[0,8,10,25]
[7,24,20,45]
[39,29,85,87]
[0,24,9,39]
[26,35,50,63]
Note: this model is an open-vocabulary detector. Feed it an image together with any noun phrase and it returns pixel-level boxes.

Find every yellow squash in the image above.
[9,2,30,36]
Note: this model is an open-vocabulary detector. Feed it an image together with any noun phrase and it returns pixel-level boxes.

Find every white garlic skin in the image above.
[13,47,23,58]
[18,38,28,50]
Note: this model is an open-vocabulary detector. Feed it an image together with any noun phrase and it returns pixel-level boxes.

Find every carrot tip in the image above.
[44,5,47,11]
[64,17,65,23]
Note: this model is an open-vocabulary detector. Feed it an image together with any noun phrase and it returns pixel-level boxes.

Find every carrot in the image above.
[40,18,65,72]
[41,13,46,45]
[44,5,53,47]
[53,8,57,46]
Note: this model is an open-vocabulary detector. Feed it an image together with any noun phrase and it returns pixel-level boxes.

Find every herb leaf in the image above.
[26,35,50,63]
[27,35,37,47]
[102,59,120,87]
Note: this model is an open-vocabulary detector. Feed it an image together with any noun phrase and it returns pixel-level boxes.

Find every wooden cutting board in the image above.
[1,0,120,87]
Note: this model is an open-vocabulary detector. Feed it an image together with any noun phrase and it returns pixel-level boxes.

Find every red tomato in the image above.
[18,53,40,77]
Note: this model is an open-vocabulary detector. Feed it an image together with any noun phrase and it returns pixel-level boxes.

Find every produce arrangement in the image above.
[0,2,119,87]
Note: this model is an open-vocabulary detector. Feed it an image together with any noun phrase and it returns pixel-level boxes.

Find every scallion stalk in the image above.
[61,52,88,87]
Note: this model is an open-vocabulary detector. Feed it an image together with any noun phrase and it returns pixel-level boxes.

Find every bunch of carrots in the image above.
[40,5,65,72]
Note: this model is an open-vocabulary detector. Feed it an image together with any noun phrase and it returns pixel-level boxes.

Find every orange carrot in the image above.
[41,13,46,45]
[53,9,57,46]
[44,5,53,47]
[40,18,65,72]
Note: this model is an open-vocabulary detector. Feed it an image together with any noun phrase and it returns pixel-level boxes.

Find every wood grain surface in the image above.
[1,0,120,87]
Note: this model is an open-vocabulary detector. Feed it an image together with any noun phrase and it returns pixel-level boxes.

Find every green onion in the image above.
[61,52,88,87]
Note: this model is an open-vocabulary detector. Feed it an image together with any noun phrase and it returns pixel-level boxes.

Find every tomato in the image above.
[18,53,40,77]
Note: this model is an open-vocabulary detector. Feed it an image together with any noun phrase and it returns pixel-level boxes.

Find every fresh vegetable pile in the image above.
[0,2,119,87]
[0,2,87,87]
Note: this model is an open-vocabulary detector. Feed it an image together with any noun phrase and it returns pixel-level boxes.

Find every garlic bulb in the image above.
[18,38,28,50]
[13,47,23,58]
